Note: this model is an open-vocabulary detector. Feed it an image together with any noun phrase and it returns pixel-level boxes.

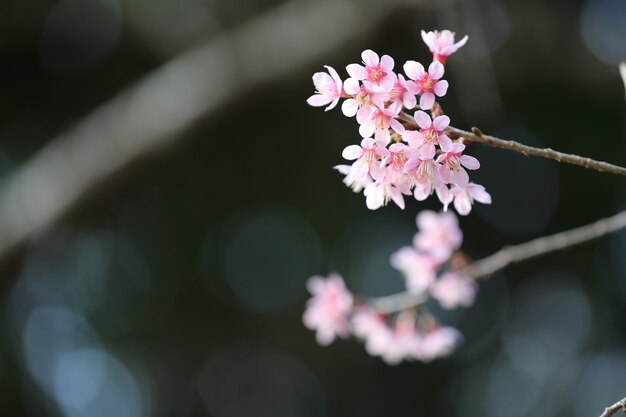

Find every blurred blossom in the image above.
[40,0,122,74]
[581,0,626,66]
[197,350,325,417]
[215,206,322,312]
[473,127,559,235]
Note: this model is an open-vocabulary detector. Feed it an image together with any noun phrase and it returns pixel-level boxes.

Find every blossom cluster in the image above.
[307,30,491,215]
[303,210,478,365]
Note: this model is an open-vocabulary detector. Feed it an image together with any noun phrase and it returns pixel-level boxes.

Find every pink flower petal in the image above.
[413,110,432,129]
[343,77,361,94]
[312,72,333,88]
[438,135,453,152]
[380,54,395,71]
[403,60,425,80]
[346,63,367,80]
[342,99,359,117]
[361,49,379,67]
[454,193,472,215]
[432,115,450,130]
[359,123,376,139]
[403,92,417,109]
[428,61,445,79]
[419,93,435,110]
[342,144,363,160]
[307,94,332,107]
[434,80,449,97]
[460,155,480,170]
[325,65,342,88]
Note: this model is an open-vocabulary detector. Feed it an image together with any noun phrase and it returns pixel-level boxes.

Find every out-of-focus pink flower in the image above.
[436,143,480,187]
[379,312,422,365]
[410,110,453,159]
[346,49,396,93]
[303,273,353,346]
[403,61,448,110]
[416,326,462,362]
[390,246,437,293]
[413,210,462,263]
[446,182,492,216]
[430,272,477,309]
[421,30,468,64]
[351,307,391,356]
[306,65,343,111]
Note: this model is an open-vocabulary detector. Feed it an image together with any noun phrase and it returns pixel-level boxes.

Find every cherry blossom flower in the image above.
[337,138,388,192]
[404,157,451,206]
[381,143,410,184]
[303,273,353,345]
[363,166,410,210]
[416,325,463,362]
[430,272,477,309]
[346,49,396,93]
[413,210,462,263]
[385,74,419,110]
[351,307,391,356]
[341,78,376,119]
[306,65,343,111]
[379,312,422,365]
[421,30,468,64]
[436,143,480,187]
[390,246,438,293]
[410,110,453,159]
[403,60,448,110]
[358,105,405,146]
[446,182,492,216]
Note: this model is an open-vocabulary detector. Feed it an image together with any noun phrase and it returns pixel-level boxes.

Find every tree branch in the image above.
[370,209,626,314]
[600,397,626,417]
[398,112,626,177]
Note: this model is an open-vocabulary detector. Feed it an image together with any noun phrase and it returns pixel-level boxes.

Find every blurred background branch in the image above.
[0,0,424,266]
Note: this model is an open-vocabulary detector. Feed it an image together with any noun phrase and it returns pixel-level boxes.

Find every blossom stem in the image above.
[600,397,626,417]
[398,112,626,177]
[370,209,626,314]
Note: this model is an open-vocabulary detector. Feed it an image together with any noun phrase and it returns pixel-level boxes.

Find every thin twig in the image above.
[370,210,626,314]
[600,397,626,417]
[398,112,626,177]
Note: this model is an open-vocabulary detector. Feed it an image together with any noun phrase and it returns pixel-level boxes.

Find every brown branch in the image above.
[600,397,626,417]
[370,209,626,314]
[399,112,626,177]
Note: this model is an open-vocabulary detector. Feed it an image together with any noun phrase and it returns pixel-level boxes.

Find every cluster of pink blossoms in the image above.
[303,210,478,365]
[307,30,491,215]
